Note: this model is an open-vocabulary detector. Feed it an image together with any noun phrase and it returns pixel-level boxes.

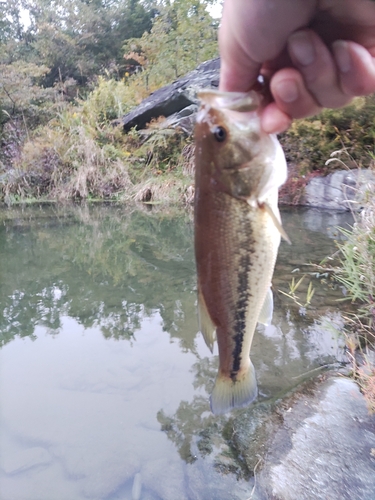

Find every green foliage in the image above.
[0,205,195,345]
[0,2,19,43]
[0,60,55,172]
[82,77,139,123]
[20,0,154,86]
[1,76,194,203]
[333,186,375,412]
[0,61,52,121]
[278,275,315,309]
[0,0,217,205]
[282,95,375,172]
[123,0,219,91]
[2,0,374,205]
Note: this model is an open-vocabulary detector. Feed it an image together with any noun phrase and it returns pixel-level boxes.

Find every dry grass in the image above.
[358,365,375,413]
[1,76,195,205]
[279,163,321,205]
[345,321,375,413]
[334,181,375,412]
[180,143,195,178]
[132,176,192,204]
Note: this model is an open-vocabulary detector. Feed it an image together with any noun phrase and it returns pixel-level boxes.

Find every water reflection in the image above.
[1,205,196,347]
[0,204,353,500]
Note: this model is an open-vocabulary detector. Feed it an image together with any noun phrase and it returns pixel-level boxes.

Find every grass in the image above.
[278,275,315,309]
[278,159,375,412]
[278,94,375,204]
[335,199,375,334]
[333,183,375,412]
[1,77,194,205]
[281,94,375,173]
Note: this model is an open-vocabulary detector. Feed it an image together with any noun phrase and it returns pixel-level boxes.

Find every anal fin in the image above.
[198,285,216,353]
[258,287,273,326]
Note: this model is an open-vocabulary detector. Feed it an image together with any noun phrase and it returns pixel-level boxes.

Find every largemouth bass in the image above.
[194,89,288,415]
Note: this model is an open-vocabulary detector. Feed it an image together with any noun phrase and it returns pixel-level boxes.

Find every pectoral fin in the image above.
[198,286,216,353]
[261,202,291,244]
[258,287,273,326]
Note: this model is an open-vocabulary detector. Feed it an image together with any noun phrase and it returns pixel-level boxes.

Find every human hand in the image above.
[219,0,375,133]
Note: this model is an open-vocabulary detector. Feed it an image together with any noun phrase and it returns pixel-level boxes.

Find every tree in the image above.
[0,0,24,44]
[123,0,219,91]
[11,0,155,86]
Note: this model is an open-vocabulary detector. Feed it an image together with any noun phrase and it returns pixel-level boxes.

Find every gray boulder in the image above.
[304,168,375,211]
[255,377,375,500]
[162,104,198,135]
[122,58,220,132]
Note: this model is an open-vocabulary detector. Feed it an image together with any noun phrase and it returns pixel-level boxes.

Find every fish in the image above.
[194,89,289,415]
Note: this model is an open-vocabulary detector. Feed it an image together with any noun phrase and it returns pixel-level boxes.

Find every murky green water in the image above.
[0,204,353,500]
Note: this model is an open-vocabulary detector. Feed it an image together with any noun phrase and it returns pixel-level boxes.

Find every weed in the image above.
[330,174,375,412]
[281,95,375,173]
[335,203,375,333]
[278,275,316,310]
[1,76,195,204]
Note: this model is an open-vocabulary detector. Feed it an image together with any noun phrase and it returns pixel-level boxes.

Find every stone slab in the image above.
[255,377,375,500]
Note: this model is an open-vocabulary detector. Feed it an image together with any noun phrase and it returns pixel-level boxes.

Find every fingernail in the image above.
[275,79,299,103]
[289,31,315,66]
[333,41,351,73]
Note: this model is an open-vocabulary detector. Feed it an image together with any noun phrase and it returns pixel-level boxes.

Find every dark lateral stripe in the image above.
[230,214,254,380]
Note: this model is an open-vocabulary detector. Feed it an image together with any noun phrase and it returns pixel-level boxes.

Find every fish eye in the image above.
[213,126,227,143]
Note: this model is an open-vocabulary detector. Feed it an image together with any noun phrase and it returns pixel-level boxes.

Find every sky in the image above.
[207,1,223,19]
[19,1,223,30]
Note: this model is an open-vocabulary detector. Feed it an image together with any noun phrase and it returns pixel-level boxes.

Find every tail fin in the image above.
[210,360,257,415]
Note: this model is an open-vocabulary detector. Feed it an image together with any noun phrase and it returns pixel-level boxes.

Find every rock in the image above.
[229,403,279,473]
[163,104,199,135]
[122,58,220,132]
[300,208,353,239]
[255,377,375,500]
[185,457,254,500]
[304,168,375,211]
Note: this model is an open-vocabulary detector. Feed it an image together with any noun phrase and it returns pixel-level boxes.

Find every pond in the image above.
[0,204,353,500]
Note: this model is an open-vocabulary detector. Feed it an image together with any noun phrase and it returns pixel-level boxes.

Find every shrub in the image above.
[281,95,375,172]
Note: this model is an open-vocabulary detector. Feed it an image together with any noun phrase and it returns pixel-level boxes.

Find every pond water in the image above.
[0,204,353,500]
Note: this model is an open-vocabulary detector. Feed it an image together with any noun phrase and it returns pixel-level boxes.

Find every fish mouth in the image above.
[196,90,261,128]
[197,89,260,112]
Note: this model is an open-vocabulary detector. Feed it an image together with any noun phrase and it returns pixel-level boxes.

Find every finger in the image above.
[287,30,352,108]
[260,102,292,134]
[219,57,261,93]
[218,0,261,91]
[218,0,316,92]
[333,40,375,96]
[270,68,322,120]
[314,0,375,49]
